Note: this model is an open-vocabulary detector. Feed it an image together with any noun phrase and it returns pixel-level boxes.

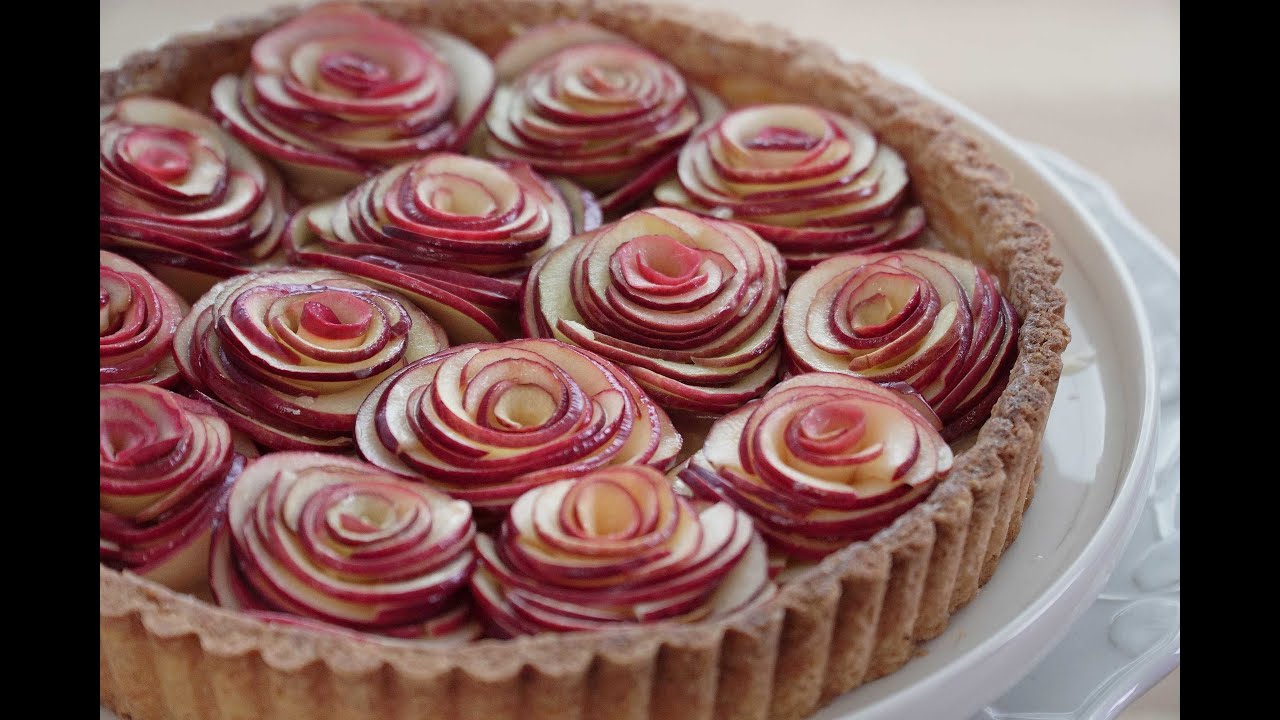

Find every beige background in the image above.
[100,0,1180,716]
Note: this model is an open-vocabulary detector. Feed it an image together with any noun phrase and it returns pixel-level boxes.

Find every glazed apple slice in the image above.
[355,338,681,515]
[479,21,725,213]
[469,466,774,636]
[174,269,448,451]
[209,452,481,639]
[99,250,189,388]
[784,248,1019,439]
[522,206,786,414]
[654,103,925,270]
[100,384,257,593]
[680,372,952,562]
[287,153,600,343]
[100,97,288,300]
[209,4,496,200]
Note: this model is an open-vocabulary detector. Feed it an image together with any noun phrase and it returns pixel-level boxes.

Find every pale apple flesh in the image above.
[653,104,925,270]
[100,96,288,301]
[680,372,952,561]
[479,22,725,212]
[354,338,682,515]
[100,250,190,388]
[208,452,482,639]
[783,248,1019,439]
[209,5,496,201]
[468,466,775,636]
[173,270,449,451]
[100,384,258,594]
[522,206,786,414]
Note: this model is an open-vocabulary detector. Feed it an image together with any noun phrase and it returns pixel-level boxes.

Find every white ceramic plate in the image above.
[805,58,1173,720]
[972,145,1180,720]
[98,38,1171,720]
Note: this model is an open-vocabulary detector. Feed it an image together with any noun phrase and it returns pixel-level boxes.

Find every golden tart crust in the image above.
[100,2,1070,719]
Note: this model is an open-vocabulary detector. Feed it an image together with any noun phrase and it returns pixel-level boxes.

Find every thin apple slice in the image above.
[174,269,448,451]
[99,251,189,388]
[468,467,776,634]
[784,249,1018,436]
[208,5,496,201]
[522,206,786,415]
[286,153,587,343]
[479,23,722,199]
[654,103,926,268]
[354,339,680,516]
[680,372,952,565]
[101,96,288,300]
[211,452,479,638]
[100,384,255,594]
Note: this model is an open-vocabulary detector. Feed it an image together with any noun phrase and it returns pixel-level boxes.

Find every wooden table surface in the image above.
[100,1,1180,716]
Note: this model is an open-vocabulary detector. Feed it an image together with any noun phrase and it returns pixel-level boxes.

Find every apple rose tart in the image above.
[470,465,774,635]
[680,372,952,561]
[287,152,596,343]
[478,21,724,213]
[209,452,479,640]
[522,206,785,414]
[355,338,682,514]
[784,248,1019,439]
[211,4,495,201]
[100,384,256,593]
[654,104,924,270]
[174,269,448,451]
[99,96,287,300]
[100,250,189,388]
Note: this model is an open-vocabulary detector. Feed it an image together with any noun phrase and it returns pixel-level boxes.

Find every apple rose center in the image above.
[419,174,502,217]
[100,419,178,464]
[846,271,924,332]
[318,51,393,92]
[795,400,868,450]
[574,478,644,538]
[487,383,559,430]
[555,48,657,104]
[327,491,412,537]
[628,234,703,282]
[294,292,376,345]
[579,64,630,94]
[747,125,820,152]
[124,127,196,181]
[99,278,134,334]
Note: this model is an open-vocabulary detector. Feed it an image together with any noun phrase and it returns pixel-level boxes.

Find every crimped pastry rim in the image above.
[100,1,1070,717]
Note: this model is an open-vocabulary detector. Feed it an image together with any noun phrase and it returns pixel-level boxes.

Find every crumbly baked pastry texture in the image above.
[100,2,1069,719]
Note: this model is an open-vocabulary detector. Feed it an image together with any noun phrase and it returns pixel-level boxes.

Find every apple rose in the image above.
[100,96,287,299]
[469,466,774,636]
[355,338,682,514]
[680,373,952,561]
[209,452,480,640]
[100,384,256,593]
[479,21,724,213]
[100,251,189,388]
[654,104,925,270]
[783,249,1019,440]
[174,270,448,451]
[287,152,598,344]
[522,207,785,414]
[210,4,495,200]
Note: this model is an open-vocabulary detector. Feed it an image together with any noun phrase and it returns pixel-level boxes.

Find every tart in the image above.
[100,2,1069,720]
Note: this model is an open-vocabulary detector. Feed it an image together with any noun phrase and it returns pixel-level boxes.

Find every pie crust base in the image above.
[99,2,1070,719]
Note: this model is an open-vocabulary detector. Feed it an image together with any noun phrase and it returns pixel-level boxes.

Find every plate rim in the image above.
[812,56,1165,720]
